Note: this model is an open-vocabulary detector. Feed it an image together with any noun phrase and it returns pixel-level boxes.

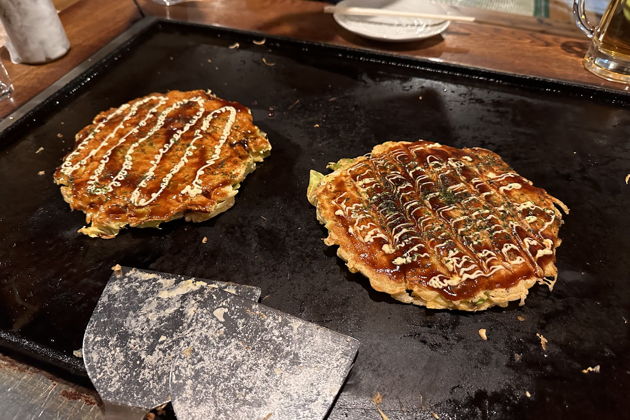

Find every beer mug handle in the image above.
[573,0,596,38]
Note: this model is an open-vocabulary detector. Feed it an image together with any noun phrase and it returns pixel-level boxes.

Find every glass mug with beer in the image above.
[574,0,630,83]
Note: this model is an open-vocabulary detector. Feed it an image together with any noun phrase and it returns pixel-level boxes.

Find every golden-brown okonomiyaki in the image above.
[54,90,271,238]
[308,140,568,311]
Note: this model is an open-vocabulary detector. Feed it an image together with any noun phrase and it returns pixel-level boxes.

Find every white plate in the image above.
[333,0,451,42]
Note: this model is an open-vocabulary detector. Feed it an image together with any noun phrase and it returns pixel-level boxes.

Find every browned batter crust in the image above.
[54,90,271,238]
[308,140,568,311]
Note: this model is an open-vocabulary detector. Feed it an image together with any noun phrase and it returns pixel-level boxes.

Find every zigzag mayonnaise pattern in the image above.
[334,142,560,291]
[58,94,237,207]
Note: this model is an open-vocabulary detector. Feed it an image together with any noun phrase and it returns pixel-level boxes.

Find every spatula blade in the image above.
[83,266,261,412]
[169,288,360,420]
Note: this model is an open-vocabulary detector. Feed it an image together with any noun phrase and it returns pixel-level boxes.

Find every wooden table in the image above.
[0,0,626,120]
[0,0,626,416]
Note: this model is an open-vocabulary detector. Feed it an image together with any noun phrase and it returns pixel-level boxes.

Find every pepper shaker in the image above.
[0,0,70,64]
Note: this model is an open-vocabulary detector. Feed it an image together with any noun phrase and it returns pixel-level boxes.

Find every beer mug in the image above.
[573,0,630,83]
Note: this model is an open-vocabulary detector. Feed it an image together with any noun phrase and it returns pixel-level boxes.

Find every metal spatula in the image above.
[169,287,360,420]
[84,267,360,420]
[83,266,262,418]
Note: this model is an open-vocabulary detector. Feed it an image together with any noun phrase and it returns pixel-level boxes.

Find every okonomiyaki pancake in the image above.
[54,90,271,238]
[308,140,568,311]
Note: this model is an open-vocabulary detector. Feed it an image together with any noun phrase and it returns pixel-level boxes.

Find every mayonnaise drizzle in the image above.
[332,143,560,290]
[181,106,237,197]
[59,94,239,207]
[130,97,207,206]
[60,101,139,177]
[87,97,167,195]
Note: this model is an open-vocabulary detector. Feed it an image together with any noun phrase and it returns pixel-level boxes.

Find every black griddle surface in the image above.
[0,19,629,419]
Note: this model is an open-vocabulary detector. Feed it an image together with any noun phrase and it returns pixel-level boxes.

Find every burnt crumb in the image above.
[536,333,548,351]
[478,329,488,340]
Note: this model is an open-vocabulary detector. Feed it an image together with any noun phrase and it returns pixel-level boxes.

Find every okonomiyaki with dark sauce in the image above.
[54,90,271,238]
[308,140,568,311]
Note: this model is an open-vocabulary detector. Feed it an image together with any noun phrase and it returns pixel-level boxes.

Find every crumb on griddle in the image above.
[56,133,63,138]
[261,57,275,66]
[517,315,526,321]
[111,264,122,276]
[287,99,300,110]
[207,58,212,63]
[37,170,45,176]
[478,328,488,340]
[35,146,44,154]
[371,392,389,420]
[202,236,208,244]
[432,413,440,419]
[313,123,320,128]
[525,391,532,398]
[72,348,83,358]
[372,392,383,405]
[229,42,240,49]
[514,353,522,362]
[626,174,630,184]
[536,333,548,351]
[581,365,600,374]
[253,38,266,45]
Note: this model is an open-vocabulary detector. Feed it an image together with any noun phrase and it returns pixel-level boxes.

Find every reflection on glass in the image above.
[0,61,12,101]
[574,0,630,83]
